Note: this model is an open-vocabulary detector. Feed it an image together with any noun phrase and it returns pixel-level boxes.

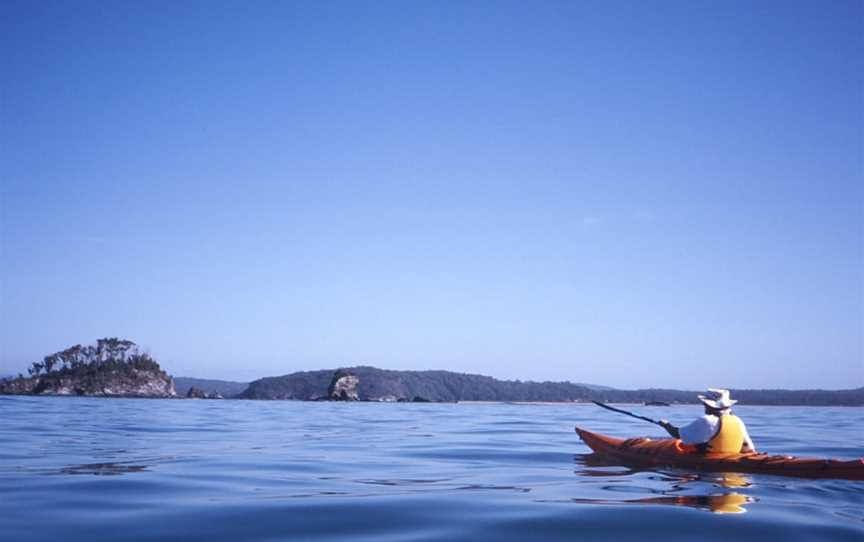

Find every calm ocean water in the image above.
[1,397,861,541]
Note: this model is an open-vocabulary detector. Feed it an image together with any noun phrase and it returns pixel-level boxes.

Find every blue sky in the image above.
[1,1,861,389]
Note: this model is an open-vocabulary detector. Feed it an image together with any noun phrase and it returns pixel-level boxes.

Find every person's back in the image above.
[704,412,747,453]
[660,389,756,454]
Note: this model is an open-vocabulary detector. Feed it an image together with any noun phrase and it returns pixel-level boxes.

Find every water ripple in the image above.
[0,398,861,541]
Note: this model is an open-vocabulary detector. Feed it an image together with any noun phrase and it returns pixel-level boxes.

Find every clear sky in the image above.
[1,1,861,389]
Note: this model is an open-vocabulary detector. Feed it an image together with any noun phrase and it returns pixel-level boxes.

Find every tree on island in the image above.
[0,338,175,397]
[26,338,161,378]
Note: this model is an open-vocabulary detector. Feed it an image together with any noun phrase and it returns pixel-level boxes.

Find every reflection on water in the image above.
[555,492,754,514]
[577,454,754,485]
[571,456,757,513]
[715,472,752,489]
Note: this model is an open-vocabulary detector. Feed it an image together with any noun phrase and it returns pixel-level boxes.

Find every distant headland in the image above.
[233,366,864,406]
[2,339,862,405]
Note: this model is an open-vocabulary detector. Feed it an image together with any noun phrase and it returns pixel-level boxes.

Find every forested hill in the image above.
[237,366,864,405]
[239,366,605,401]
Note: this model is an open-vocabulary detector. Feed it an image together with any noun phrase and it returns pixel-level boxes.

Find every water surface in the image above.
[1,397,861,541]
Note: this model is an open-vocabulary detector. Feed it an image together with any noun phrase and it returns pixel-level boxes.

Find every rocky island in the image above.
[186,386,223,399]
[0,339,176,397]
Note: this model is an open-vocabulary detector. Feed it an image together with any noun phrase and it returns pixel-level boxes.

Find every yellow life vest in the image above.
[706,414,745,453]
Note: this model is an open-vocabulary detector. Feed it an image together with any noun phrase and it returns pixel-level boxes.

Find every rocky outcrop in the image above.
[186,386,223,399]
[0,369,176,397]
[174,377,247,398]
[0,376,39,395]
[327,370,359,401]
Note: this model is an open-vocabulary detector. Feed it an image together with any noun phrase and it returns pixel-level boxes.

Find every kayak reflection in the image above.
[655,492,753,514]
[561,493,754,514]
[715,472,751,489]
[578,453,753,487]
[571,455,756,514]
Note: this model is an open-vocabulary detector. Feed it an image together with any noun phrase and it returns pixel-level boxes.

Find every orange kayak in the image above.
[575,427,864,481]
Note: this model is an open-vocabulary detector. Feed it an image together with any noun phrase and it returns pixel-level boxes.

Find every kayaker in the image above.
[659,388,756,453]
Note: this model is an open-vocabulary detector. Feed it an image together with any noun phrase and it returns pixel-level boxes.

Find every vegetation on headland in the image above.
[238,366,864,406]
[25,338,161,377]
[0,338,175,397]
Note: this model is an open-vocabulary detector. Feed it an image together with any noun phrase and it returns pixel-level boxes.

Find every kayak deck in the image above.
[575,426,864,481]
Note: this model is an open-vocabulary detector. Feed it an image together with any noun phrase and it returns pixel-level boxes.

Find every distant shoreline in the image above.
[3,395,863,408]
[5,362,862,406]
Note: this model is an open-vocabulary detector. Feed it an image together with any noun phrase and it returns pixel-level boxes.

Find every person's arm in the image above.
[740,423,756,453]
[659,420,680,439]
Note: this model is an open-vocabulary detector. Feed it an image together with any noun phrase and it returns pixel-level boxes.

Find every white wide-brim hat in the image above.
[698,388,737,410]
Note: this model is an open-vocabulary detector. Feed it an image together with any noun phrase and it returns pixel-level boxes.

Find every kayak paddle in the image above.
[591,400,665,428]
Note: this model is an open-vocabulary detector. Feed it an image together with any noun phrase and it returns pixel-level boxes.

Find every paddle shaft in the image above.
[591,401,665,427]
